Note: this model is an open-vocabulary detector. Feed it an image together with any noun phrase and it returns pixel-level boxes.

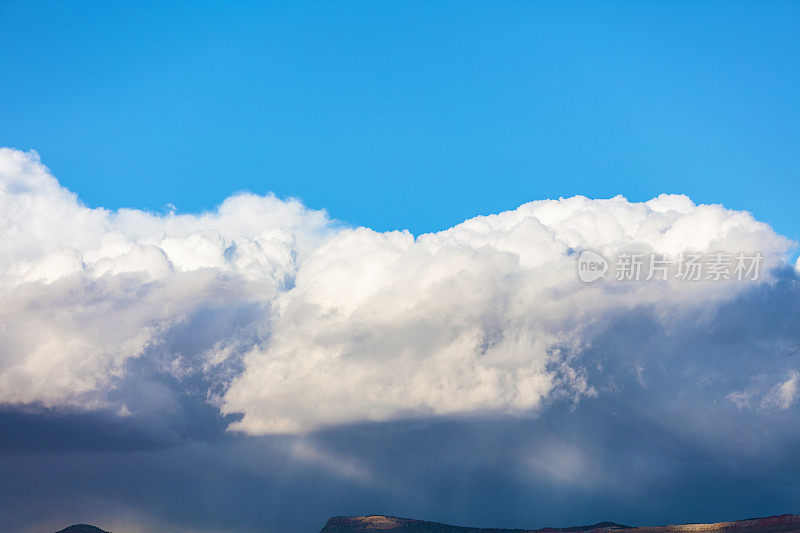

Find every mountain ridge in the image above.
[319,514,800,533]
[51,513,800,533]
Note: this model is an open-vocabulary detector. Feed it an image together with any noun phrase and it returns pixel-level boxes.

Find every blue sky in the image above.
[2,1,800,239]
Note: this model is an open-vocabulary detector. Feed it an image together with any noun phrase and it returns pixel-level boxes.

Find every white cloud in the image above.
[0,148,329,410]
[762,371,800,410]
[0,147,794,434]
[221,196,790,433]
[727,371,800,411]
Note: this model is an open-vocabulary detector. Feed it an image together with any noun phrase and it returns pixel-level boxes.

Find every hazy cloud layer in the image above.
[0,147,796,435]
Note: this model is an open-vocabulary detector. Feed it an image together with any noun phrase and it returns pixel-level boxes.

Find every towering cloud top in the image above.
[0,148,793,433]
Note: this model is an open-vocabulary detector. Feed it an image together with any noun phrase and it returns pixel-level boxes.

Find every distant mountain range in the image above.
[53,513,800,533]
[319,514,800,533]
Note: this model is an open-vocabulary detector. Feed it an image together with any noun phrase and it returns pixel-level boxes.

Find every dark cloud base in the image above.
[3,406,800,532]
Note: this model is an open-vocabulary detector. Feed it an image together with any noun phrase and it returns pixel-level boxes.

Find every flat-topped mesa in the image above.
[320,514,800,533]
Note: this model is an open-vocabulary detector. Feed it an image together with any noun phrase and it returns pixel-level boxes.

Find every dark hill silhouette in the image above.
[55,525,110,533]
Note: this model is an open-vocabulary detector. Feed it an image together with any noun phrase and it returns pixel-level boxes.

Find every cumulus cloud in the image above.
[0,148,330,412]
[219,193,790,433]
[0,147,795,435]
